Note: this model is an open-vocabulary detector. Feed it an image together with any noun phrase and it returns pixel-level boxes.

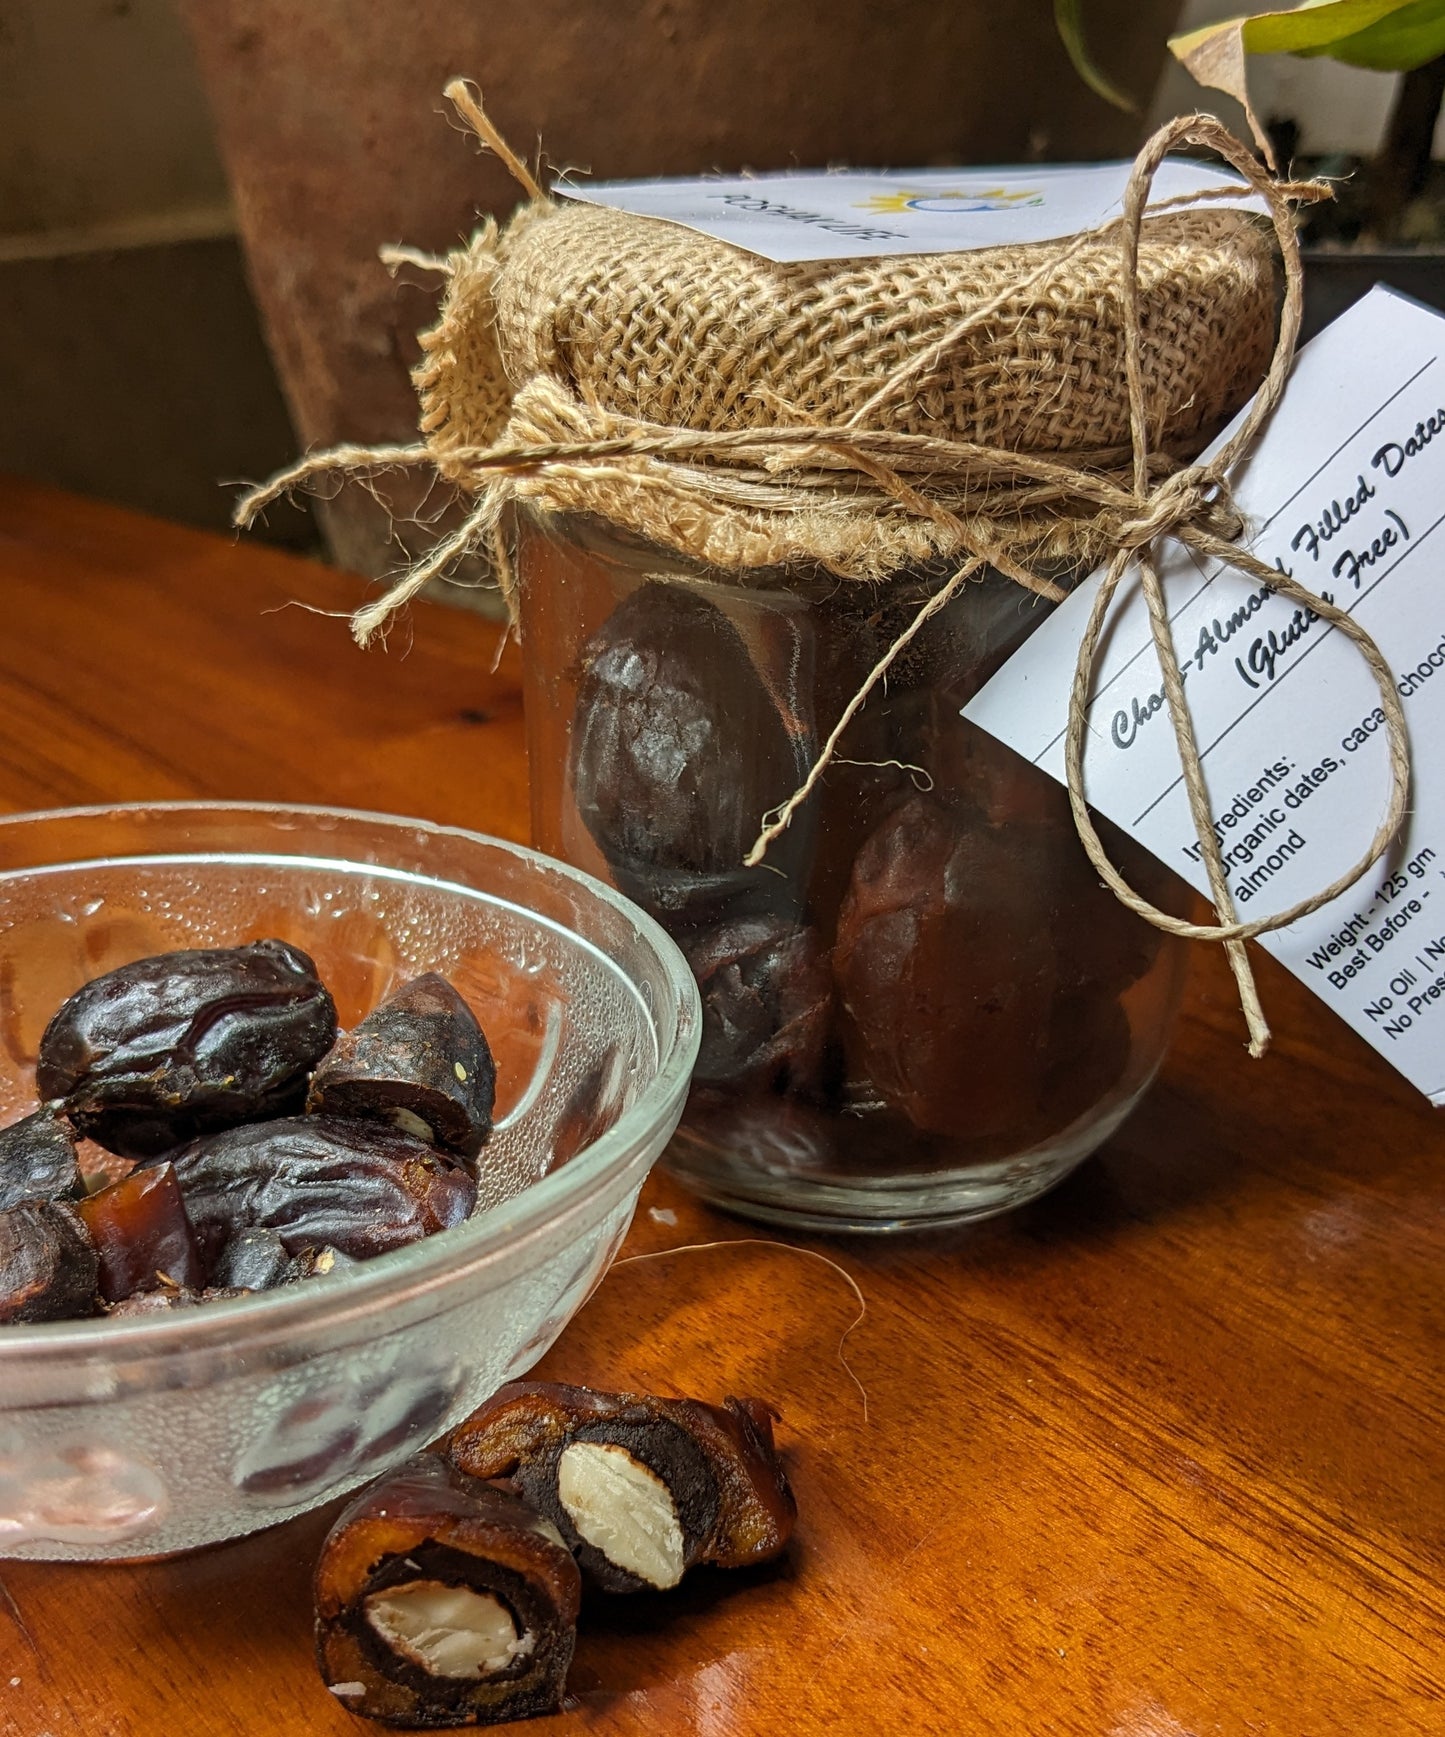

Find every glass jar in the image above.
[516,511,1187,1231]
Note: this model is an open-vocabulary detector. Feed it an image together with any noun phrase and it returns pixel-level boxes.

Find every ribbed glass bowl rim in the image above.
[0,800,702,1368]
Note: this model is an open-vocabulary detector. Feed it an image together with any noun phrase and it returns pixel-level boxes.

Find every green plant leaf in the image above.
[1169,0,1445,160]
[1170,0,1445,72]
[1296,0,1445,70]
[1054,0,1138,111]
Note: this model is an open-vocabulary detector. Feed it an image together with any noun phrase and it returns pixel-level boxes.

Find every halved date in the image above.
[163,1116,476,1268]
[447,1381,796,1593]
[36,939,338,1158]
[0,1199,98,1323]
[306,974,495,1164]
[315,1454,580,1728]
[77,1161,204,1301]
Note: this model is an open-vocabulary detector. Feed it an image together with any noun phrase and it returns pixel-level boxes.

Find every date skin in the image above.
[36,939,338,1159]
[77,1162,204,1301]
[306,974,495,1164]
[834,796,1059,1140]
[0,1199,98,1323]
[684,916,831,1096]
[315,1454,580,1729]
[162,1116,476,1269]
[0,1107,83,1212]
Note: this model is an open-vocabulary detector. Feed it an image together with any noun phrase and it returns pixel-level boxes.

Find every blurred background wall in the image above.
[0,0,313,546]
[2,0,1440,581]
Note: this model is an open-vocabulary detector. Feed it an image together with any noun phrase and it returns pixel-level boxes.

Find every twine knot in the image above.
[1106,463,1241,553]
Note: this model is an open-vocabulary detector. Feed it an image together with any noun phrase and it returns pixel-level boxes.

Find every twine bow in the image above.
[236,97,1410,1057]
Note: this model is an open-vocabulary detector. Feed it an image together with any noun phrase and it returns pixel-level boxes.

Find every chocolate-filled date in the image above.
[36,939,338,1158]
[0,1200,98,1323]
[77,1161,204,1301]
[834,795,1058,1140]
[934,714,1170,995]
[684,916,831,1096]
[448,1381,796,1593]
[306,974,495,1164]
[569,582,808,929]
[315,1454,580,1728]
[0,1107,83,1212]
[163,1116,475,1268]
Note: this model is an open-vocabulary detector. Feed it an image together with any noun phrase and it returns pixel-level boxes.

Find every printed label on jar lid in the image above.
[553,160,1264,263]
[965,286,1445,1106]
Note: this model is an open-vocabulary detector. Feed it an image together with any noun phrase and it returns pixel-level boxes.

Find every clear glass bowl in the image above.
[0,803,700,1561]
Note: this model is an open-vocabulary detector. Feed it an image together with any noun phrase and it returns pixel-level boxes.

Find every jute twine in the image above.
[237,90,1410,1057]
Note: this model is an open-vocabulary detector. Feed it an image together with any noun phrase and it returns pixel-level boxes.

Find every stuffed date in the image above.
[684,916,831,1096]
[447,1381,796,1594]
[569,582,809,928]
[315,1454,580,1728]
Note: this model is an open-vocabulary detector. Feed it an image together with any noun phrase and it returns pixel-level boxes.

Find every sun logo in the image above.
[859,187,1045,215]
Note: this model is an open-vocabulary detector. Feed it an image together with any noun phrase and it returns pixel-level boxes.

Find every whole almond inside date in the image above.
[36,939,338,1158]
[448,1380,796,1593]
[315,1454,580,1728]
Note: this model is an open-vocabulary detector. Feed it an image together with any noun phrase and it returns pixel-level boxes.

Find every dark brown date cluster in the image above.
[315,1379,796,1727]
[569,579,1180,1162]
[0,942,496,1325]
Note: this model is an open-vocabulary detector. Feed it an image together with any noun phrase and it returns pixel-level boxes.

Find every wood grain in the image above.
[0,478,1440,1737]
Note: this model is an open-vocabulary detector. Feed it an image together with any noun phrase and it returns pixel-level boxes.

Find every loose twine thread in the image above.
[610,1239,870,1423]
[236,92,1410,1058]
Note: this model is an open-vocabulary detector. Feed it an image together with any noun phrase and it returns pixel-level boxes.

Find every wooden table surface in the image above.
[0,477,1440,1737]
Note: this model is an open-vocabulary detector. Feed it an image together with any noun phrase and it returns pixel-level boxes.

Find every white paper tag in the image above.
[553,161,1264,264]
[964,285,1445,1105]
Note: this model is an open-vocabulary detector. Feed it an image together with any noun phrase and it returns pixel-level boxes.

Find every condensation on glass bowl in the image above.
[0,804,699,1560]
